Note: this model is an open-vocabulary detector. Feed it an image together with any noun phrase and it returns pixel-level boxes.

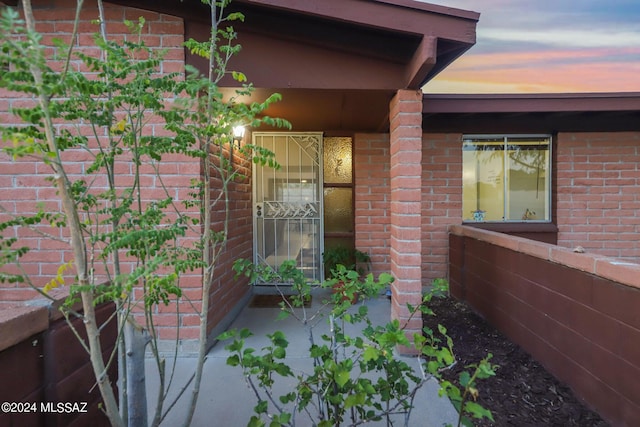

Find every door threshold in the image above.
[252,284,294,295]
[249,294,312,308]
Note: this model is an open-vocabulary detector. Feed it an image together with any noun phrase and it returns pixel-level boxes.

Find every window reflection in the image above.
[462,135,551,222]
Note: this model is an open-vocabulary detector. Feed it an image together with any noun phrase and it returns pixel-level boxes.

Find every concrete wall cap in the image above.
[22,287,78,322]
[449,224,639,290]
[0,304,48,352]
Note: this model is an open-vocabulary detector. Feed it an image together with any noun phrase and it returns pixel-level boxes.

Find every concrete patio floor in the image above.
[146,289,459,426]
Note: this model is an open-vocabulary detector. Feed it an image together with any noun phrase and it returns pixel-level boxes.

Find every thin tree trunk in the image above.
[182,3,220,425]
[21,1,124,425]
[125,318,151,427]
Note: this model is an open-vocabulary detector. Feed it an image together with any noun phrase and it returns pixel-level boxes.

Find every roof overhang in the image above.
[103,0,478,131]
[227,0,478,89]
[105,0,478,89]
[9,0,478,131]
[423,93,640,133]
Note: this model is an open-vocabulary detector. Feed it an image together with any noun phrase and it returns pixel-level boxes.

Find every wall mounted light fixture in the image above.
[232,125,245,147]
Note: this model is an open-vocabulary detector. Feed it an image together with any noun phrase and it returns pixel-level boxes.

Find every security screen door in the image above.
[253,132,323,283]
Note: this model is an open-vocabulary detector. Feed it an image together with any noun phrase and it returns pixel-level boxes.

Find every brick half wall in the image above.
[0,290,117,427]
[449,225,640,427]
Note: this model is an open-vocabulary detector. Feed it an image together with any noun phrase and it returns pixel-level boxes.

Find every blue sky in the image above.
[423,0,640,93]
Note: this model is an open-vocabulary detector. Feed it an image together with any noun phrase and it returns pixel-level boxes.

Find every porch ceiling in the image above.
[105,0,479,132]
[221,88,395,132]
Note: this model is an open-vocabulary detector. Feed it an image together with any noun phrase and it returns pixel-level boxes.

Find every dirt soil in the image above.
[423,296,609,426]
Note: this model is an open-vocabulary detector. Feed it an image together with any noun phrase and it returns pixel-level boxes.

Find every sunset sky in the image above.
[423,0,640,93]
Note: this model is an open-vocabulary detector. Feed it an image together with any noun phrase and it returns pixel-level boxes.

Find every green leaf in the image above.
[460,415,474,427]
[269,330,288,348]
[444,348,455,365]
[226,12,245,22]
[363,346,379,362]
[271,413,291,425]
[279,392,296,404]
[275,309,290,322]
[232,70,247,82]
[273,346,286,359]
[459,371,471,388]
[217,329,236,341]
[226,354,240,367]
[310,344,328,358]
[248,416,265,427]
[335,369,350,387]
[274,363,292,377]
[344,393,363,409]
[254,400,268,414]
[464,401,494,421]
[427,360,440,375]
[438,324,448,335]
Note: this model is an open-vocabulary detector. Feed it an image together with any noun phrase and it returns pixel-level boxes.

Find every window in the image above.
[323,137,354,252]
[462,135,551,222]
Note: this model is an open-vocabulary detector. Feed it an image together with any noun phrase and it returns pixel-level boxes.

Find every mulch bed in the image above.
[423,296,609,426]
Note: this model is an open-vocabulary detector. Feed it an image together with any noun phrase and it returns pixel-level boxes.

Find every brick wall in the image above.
[450,225,640,427]
[205,146,253,338]
[355,132,463,286]
[421,133,463,282]
[0,291,116,427]
[388,89,424,347]
[556,131,640,261]
[0,1,217,350]
[354,133,391,276]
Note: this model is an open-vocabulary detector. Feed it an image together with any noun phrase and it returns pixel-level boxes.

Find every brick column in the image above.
[389,89,423,353]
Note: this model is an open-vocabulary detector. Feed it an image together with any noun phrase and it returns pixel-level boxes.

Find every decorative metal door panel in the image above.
[253,133,323,283]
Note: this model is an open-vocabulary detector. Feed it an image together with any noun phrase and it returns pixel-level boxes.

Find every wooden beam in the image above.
[405,36,436,89]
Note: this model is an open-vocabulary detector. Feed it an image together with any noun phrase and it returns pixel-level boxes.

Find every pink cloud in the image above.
[427,49,640,93]
[424,1,640,93]
[455,47,640,68]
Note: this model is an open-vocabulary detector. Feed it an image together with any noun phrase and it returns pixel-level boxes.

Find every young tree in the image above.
[226,263,496,427]
[0,0,287,425]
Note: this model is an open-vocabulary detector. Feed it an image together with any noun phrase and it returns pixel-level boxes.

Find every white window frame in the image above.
[462,134,552,223]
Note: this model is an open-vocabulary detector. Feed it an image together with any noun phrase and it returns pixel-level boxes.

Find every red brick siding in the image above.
[354,133,391,276]
[355,132,464,286]
[422,133,463,282]
[353,130,639,304]
[388,90,423,350]
[0,2,216,347]
[556,132,640,261]
[206,147,253,334]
